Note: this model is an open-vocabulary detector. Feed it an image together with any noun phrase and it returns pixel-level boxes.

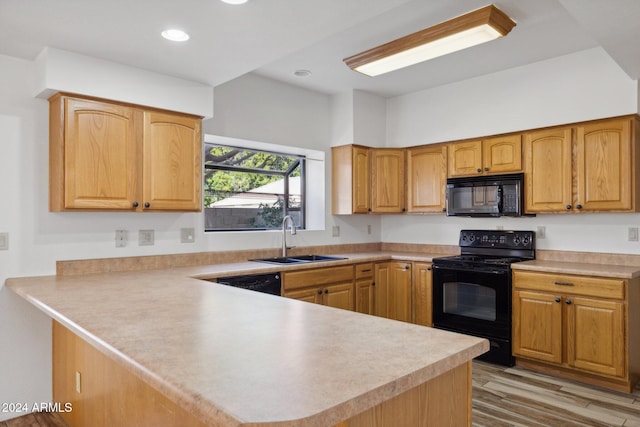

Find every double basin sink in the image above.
[250,254,347,265]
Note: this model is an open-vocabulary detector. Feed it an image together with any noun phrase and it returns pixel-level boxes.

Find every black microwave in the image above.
[445,173,524,217]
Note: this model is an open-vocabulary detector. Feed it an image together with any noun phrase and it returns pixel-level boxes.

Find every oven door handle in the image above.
[432,264,508,275]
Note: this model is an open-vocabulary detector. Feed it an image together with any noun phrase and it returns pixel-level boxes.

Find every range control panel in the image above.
[459,230,535,250]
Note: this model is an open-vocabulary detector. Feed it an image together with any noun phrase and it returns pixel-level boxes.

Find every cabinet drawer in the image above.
[283,266,354,291]
[513,271,625,299]
[355,263,374,279]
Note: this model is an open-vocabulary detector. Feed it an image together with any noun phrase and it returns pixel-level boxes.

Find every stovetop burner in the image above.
[433,230,536,269]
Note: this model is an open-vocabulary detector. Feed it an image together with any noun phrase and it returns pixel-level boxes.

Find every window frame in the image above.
[203,142,306,232]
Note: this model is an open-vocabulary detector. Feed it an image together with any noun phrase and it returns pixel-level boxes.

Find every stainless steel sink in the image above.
[289,255,346,262]
[249,255,346,265]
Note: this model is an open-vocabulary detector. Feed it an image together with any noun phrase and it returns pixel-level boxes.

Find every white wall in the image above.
[0,59,377,421]
[383,47,640,254]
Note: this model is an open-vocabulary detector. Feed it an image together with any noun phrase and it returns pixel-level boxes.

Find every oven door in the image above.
[432,264,511,339]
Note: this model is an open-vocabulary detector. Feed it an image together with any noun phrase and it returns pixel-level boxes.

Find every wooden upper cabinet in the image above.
[448,140,482,177]
[51,96,140,210]
[331,145,370,214]
[142,111,202,211]
[49,93,202,212]
[525,117,638,213]
[483,134,522,174]
[407,145,447,213]
[524,126,573,213]
[370,148,405,213]
[576,118,633,211]
[448,135,522,177]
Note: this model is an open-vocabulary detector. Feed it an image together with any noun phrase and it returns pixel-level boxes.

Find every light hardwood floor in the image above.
[3,361,640,427]
[473,361,640,427]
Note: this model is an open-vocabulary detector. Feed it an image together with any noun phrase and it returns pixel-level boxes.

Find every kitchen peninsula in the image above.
[6,259,488,427]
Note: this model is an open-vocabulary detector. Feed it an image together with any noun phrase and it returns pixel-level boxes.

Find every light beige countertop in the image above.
[512,259,640,279]
[6,254,487,427]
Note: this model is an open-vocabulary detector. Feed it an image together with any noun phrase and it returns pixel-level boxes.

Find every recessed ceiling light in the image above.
[221,0,249,4]
[161,29,190,42]
[294,69,312,77]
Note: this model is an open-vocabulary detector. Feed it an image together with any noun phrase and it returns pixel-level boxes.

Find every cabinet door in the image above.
[448,140,482,177]
[331,145,370,214]
[355,264,375,315]
[323,282,355,311]
[576,118,632,211]
[370,149,405,213]
[352,146,371,213]
[407,146,447,213]
[142,111,202,211]
[482,134,522,174]
[512,290,563,363]
[284,288,322,304]
[566,296,625,378]
[60,97,139,210]
[413,263,432,327]
[374,262,412,322]
[524,127,573,213]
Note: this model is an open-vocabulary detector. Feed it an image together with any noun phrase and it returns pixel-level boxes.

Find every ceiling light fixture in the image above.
[161,29,190,42]
[220,0,249,4]
[343,4,516,77]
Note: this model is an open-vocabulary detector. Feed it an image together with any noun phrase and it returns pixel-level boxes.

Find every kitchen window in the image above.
[204,141,305,231]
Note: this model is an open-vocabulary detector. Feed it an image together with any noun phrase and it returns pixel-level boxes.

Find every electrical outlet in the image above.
[628,227,639,242]
[0,232,8,250]
[367,224,372,235]
[537,226,546,239]
[181,228,195,243]
[115,230,127,248]
[139,229,155,246]
[332,226,340,237]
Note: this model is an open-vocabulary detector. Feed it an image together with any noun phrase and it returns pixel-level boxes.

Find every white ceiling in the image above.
[1,0,639,98]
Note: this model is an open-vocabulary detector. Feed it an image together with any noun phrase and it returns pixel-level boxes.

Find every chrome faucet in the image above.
[282,215,297,257]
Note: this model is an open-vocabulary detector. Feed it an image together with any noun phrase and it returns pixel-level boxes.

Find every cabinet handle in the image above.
[484,167,489,172]
[554,281,574,286]
[144,202,151,208]
[442,207,446,212]
[324,289,329,294]
[403,265,409,270]
[317,289,323,295]
[576,204,583,210]
[372,282,376,286]
[565,299,572,305]
[427,267,432,271]
[476,168,482,173]
[132,201,139,208]
[555,297,561,303]
[361,269,372,273]
[368,208,371,212]
[566,205,572,210]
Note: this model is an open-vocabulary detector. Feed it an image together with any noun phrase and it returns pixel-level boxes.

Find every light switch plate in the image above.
[139,229,155,246]
[0,232,8,250]
[181,228,195,243]
[628,227,639,242]
[332,226,340,237]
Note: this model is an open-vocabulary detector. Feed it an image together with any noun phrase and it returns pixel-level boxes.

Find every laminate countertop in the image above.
[511,259,640,279]
[6,253,488,427]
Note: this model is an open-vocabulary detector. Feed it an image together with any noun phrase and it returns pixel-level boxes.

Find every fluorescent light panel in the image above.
[344,5,516,77]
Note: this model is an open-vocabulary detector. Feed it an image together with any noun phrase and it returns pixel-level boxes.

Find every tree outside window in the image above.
[204,143,304,231]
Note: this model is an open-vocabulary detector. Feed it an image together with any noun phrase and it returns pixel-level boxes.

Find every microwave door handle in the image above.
[497,186,503,211]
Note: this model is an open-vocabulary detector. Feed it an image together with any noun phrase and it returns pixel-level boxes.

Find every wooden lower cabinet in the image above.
[355,263,375,315]
[413,262,433,327]
[374,261,412,323]
[513,270,638,392]
[336,362,472,427]
[283,265,355,311]
[53,321,208,427]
